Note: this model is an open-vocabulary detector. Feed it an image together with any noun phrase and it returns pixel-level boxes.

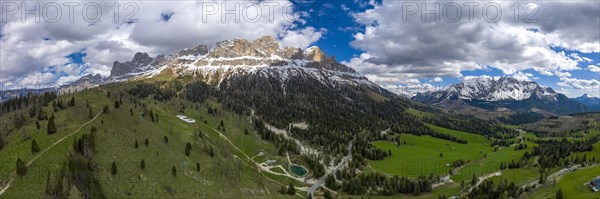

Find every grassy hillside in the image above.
[528,165,600,199]
[0,83,303,198]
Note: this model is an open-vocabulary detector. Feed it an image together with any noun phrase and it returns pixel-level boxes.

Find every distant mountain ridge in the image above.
[101,36,381,92]
[412,76,591,115]
[573,94,600,110]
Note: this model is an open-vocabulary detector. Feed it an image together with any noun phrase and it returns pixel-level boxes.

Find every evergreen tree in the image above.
[471,174,477,186]
[413,183,421,195]
[140,159,145,170]
[0,134,4,150]
[37,108,46,120]
[196,162,200,172]
[324,190,332,199]
[111,161,117,176]
[36,121,40,129]
[185,142,192,156]
[280,186,286,194]
[69,96,75,107]
[16,158,27,176]
[47,114,57,134]
[209,146,214,157]
[164,136,169,144]
[88,107,93,119]
[287,182,296,195]
[145,138,149,146]
[31,139,40,153]
[114,101,120,109]
[171,166,177,176]
[134,139,138,148]
[556,189,563,199]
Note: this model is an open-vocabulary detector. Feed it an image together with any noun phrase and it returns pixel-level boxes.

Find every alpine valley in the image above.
[1,36,599,199]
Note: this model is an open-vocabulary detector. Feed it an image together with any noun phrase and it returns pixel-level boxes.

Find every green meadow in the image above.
[529,165,600,199]
[0,84,302,199]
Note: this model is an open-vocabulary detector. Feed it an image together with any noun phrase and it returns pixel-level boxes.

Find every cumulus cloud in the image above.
[589,65,600,74]
[345,0,598,90]
[511,72,535,81]
[0,0,322,87]
[380,79,438,97]
[557,77,600,91]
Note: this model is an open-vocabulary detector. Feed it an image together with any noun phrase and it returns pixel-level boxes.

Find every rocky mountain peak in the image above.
[412,76,591,114]
[208,36,282,58]
[176,45,208,57]
[111,52,156,77]
[252,35,280,54]
[303,46,327,62]
[132,52,152,64]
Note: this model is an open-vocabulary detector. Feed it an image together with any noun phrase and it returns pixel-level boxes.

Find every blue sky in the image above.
[0,0,598,97]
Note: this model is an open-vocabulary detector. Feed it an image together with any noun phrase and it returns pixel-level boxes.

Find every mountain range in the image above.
[412,76,595,115]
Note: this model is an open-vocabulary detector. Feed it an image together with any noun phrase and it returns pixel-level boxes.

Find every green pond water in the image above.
[289,165,308,176]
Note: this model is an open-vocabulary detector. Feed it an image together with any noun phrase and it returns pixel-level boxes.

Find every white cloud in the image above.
[0,0,322,86]
[589,65,600,74]
[379,79,437,97]
[347,0,598,86]
[511,72,534,81]
[557,77,600,91]
[279,27,326,49]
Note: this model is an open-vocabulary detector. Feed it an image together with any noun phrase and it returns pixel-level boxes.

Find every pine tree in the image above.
[164,136,168,144]
[471,174,477,186]
[37,108,46,120]
[31,139,40,153]
[16,158,27,176]
[185,142,192,156]
[140,159,145,170]
[324,190,332,199]
[196,162,200,172]
[69,96,75,107]
[134,139,138,148]
[144,138,149,146]
[36,121,40,129]
[47,114,57,134]
[111,161,117,176]
[45,171,52,195]
[88,107,93,119]
[556,189,563,199]
[413,183,421,195]
[171,166,177,176]
[0,134,4,150]
[209,146,215,157]
[280,186,286,194]
[287,182,295,195]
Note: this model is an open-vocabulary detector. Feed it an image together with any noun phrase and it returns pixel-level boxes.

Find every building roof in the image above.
[591,178,600,191]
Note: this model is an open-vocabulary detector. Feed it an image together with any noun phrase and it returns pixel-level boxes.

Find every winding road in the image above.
[307,140,353,197]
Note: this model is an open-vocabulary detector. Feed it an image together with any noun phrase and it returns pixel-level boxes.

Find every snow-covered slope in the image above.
[444,76,557,101]
[412,76,590,114]
[105,36,379,90]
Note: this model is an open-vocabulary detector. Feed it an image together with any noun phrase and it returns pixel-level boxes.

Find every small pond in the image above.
[289,165,308,177]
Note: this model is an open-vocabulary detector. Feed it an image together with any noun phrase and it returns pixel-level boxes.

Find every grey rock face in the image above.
[110,52,155,77]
